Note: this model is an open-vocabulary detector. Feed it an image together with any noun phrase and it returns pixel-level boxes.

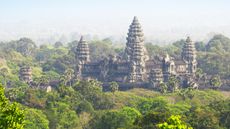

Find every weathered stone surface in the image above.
[182,37,197,74]
[75,36,90,79]
[19,66,32,83]
[75,36,90,64]
[124,16,149,82]
[74,17,198,88]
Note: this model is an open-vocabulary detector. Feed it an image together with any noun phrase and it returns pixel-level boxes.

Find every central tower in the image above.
[124,16,149,82]
[182,37,197,75]
[75,36,90,79]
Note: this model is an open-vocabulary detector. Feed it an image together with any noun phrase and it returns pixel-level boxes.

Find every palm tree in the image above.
[210,75,222,90]
[167,75,179,93]
[34,75,49,88]
[59,75,67,86]
[159,81,167,94]
[109,81,119,103]
[195,68,203,81]
[178,89,187,100]
[64,68,74,86]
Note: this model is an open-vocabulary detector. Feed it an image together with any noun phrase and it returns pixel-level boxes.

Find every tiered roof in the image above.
[182,37,196,63]
[125,16,149,82]
[132,37,145,60]
[127,16,144,40]
[125,16,148,61]
[19,66,32,83]
[76,36,90,63]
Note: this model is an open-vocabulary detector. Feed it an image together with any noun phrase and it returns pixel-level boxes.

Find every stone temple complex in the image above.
[19,66,32,83]
[75,16,198,88]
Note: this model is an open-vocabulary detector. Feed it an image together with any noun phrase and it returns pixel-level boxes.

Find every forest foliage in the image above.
[0,34,230,129]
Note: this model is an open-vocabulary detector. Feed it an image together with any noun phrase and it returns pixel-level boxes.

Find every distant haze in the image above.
[0,0,230,44]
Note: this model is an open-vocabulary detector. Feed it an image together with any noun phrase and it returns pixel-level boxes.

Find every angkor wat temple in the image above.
[74,16,197,88]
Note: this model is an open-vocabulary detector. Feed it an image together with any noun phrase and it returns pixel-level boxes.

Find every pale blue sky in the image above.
[0,0,230,43]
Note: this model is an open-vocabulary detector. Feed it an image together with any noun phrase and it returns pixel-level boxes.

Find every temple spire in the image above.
[182,36,197,74]
[75,36,90,79]
[182,36,196,62]
[133,16,139,23]
[124,16,148,60]
[124,16,149,82]
[75,36,90,64]
[186,36,192,43]
[79,35,84,42]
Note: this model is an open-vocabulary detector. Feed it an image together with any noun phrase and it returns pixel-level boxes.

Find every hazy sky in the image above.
[0,0,230,44]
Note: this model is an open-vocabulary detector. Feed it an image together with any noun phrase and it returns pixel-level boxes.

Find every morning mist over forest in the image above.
[1,0,230,44]
[0,0,230,129]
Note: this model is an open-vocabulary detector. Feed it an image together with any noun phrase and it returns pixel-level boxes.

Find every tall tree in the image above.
[64,68,74,86]
[167,76,179,92]
[159,81,167,94]
[34,75,49,87]
[16,38,37,57]
[195,68,203,81]
[210,75,222,89]
[0,67,8,86]
[109,81,119,103]
[59,75,67,86]
[54,41,63,48]
[0,84,24,129]
[24,108,49,129]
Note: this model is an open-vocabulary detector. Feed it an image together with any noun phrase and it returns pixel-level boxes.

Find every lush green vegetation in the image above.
[0,34,230,129]
[1,81,230,129]
[0,84,24,129]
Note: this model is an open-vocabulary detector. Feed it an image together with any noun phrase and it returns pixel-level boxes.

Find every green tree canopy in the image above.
[0,84,24,129]
[24,108,49,129]
[157,115,192,129]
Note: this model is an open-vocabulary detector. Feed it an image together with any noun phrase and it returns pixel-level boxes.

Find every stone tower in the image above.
[76,36,90,63]
[125,16,149,82]
[19,66,32,83]
[162,54,175,82]
[182,37,197,74]
[75,36,90,78]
